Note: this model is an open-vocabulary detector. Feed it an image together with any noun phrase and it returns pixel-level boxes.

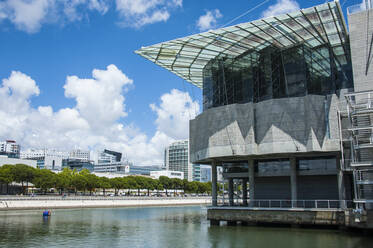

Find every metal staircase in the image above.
[345,91,373,209]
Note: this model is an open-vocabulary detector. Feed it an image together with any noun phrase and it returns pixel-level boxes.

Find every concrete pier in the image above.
[208,207,373,230]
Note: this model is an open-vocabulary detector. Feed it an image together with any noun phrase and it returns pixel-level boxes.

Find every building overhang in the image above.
[135,1,349,89]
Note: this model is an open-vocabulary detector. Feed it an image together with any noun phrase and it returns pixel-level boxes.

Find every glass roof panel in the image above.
[135,1,348,88]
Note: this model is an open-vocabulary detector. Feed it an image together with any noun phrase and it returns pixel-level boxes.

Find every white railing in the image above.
[0,196,211,201]
[216,198,354,209]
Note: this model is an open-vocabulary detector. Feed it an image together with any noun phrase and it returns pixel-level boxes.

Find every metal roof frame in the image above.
[135,1,349,89]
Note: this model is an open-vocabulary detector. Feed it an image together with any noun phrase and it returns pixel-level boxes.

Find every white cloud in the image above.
[196,9,222,32]
[64,64,133,129]
[2,0,52,33]
[261,0,300,18]
[0,0,180,32]
[63,0,110,22]
[115,0,182,28]
[0,66,199,166]
[150,89,200,140]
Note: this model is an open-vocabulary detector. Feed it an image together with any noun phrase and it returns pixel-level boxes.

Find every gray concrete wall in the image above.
[190,94,341,163]
[207,208,345,226]
[348,8,373,92]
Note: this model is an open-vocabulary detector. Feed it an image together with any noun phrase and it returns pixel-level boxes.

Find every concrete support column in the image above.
[290,157,297,208]
[337,156,346,209]
[242,178,248,206]
[248,159,255,207]
[211,161,218,207]
[228,178,234,206]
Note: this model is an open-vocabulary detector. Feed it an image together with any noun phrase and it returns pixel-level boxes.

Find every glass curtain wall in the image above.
[202,43,352,110]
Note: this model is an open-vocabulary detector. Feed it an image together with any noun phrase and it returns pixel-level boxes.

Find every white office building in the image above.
[0,140,20,158]
[164,140,193,181]
[150,170,184,180]
[21,149,69,170]
[94,150,129,174]
[69,149,90,161]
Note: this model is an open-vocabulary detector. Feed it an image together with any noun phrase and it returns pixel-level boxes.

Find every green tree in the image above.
[71,170,87,195]
[99,177,111,196]
[159,176,171,196]
[126,176,138,196]
[144,178,156,196]
[171,178,183,196]
[0,164,15,194]
[55,168,73,194]
[134,176,147,196]
[85,173,99,196]
[111,177,124,196]
[185,181,198,193]
[11,164,36,194]
[32,169,56,194]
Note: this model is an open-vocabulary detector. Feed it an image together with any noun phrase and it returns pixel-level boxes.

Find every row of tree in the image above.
[0,164,212,196]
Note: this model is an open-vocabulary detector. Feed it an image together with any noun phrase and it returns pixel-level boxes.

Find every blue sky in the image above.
[0,0,357,165]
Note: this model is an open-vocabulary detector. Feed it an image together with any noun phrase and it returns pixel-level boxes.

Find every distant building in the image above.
[150,170,184,180]
[129,165,161,176]
[164,140,192,181]
[0,140,20,158]
[0,155,37,168]
[21,149,69,170]
[94,150,129,174]
[62,158,94,172]
[93,172,127,178]
[69,149,90,161]
[200,166,212,182]
[193,164,201,182]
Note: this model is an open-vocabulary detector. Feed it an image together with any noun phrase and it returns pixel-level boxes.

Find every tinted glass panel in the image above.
[203,43,353,110]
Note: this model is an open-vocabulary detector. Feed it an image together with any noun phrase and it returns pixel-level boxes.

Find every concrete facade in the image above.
[349,7,373,92]
[190,94,342,163]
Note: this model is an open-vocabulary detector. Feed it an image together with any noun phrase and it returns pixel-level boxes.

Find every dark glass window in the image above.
[202,43,353,110]
[256,159,290,175]
[223,162,248,173]
[298,157,337,172]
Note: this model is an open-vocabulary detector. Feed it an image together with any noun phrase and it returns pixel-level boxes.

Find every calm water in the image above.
[0,206,372,248]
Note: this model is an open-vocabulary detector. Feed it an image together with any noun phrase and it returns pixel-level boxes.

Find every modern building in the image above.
[21,149,69,170]
[136,1,373,229]
[129,165,162,176]
[94,150,129,174]
[69,149,90,161]
[193,164,201,181]
[62,158,94,172]
[0,140,20,158]
[164,140,193,181]
[0,155,37,168]
[150,170,184,180]
[200,166,212,182]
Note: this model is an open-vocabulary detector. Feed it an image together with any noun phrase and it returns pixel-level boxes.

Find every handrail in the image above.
[0,196,211,201]
[216,198,354,209]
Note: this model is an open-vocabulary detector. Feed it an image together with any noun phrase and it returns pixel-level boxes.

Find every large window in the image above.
[202,44,353,110]
[256,159,290,176]
[298,157,337,173]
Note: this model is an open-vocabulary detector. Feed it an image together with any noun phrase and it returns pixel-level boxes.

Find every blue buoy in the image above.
[43,210,51,217]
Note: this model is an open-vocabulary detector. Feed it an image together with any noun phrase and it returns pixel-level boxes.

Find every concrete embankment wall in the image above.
[208,208,345,226]
[0,198,211,210]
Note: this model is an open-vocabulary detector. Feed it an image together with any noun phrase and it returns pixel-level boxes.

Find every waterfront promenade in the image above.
[0,196,211,210]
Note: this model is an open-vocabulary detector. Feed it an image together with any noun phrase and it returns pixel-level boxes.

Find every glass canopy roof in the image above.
[135,1,348,89]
